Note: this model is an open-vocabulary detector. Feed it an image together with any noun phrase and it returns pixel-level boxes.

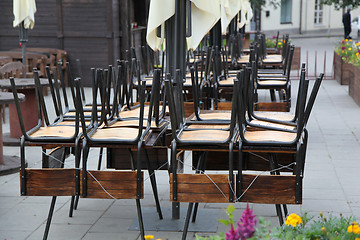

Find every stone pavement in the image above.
[1,37,360,240]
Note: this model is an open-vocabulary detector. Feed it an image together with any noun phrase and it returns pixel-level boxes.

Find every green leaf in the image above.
[218,219,230,226]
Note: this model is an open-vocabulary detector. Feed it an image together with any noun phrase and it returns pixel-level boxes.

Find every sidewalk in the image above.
[1,38,360,239]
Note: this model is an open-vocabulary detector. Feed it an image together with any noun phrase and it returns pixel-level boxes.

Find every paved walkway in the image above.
[1,37,360,240]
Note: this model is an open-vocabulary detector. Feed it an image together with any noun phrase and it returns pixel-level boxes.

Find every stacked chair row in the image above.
[9,36,320,240]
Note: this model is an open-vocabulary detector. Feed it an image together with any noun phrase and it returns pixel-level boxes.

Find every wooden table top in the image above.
[0,78,48,90]
[0,92,25,104]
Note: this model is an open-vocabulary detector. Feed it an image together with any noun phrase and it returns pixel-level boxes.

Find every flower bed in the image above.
[194,205,360,240]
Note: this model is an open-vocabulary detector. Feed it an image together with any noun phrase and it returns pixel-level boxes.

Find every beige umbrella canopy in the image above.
[186,0,221,50]
[220,0,241,34]
[13,0,36,29]
[238,0,253,29]
[13,0,37,74]
[146,0,175,51]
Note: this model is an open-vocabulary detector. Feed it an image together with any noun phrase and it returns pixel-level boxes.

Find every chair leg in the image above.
[275,204,284,225]
[182,202,194,240]
[270,89,276,102]
[97,147,103,170]
[144,149,163,219]
[43,196,57,240]
[136,199,145,239]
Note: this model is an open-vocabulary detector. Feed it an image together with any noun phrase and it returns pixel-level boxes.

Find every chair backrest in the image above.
[0,61,24,78]
[238,67,309,146]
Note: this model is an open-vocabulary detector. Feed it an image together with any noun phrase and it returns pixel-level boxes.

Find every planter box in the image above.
[333,51,352,85]
[291,47,301,70]
[349,64,360,106]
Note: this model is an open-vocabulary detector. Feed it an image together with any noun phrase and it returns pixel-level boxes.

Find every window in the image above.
[314,0,324,25]
[280,0,292,24]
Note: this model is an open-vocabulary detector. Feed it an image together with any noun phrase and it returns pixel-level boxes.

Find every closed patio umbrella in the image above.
[13,0,37,74]
[238,0,253,29]
[220,0,241,34]
[186,0,221,50]
[146,0,175,51]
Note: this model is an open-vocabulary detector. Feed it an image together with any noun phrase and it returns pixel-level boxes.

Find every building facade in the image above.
[259,0,360,37]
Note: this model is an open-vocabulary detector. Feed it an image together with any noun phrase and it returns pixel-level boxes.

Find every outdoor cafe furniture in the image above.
[0,51,47,76]
[0,92,24,175]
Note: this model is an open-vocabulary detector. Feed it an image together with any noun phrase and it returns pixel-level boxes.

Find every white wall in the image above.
[261,1,360,34]
[261,1,301,32]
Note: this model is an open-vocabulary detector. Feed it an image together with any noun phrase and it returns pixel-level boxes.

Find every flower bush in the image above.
[195,205,360,240]
[335,39,360,66]
[265,36,288,49]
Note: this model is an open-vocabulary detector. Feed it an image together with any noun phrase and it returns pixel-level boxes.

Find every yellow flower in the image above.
[285,213,303,227]
[342,50,345,53]
[321,227,326,232]
[356,52,359,57]
[349,48,352,51]
[356,42,360,46]
[346,39,349,42]
[350,39,353,42]
[144,235,154,240]
[348,222,360,234]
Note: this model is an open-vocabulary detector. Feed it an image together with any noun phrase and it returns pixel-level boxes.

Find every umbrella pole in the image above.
[19,21,28,75]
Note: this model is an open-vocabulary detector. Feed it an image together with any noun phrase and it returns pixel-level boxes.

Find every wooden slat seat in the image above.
[91,127,139,140]
[119,106,150,118]
[244,130,297,142]
[190,111,231,121]
[106,119,167,129]
[258,80,287,86]
[179,129,230,141]
[218,77,235,86]
[253,111,294,121]
[30,125,76,138]
[262,58,282,64]
[186,124,230,130]
[247,119,296,131]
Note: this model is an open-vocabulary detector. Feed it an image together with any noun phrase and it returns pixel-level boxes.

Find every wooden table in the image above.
[0,78,48,138]
[0,92,25,175]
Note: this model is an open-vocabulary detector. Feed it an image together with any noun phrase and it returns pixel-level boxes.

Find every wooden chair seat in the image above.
[244,130,297,142]
[258,80,287,86]
[247,119,296,131]
[253,111,294,121]
[257,73,286,78]
[106,119,166,129]
[119,106,150,118]
[186,124,230,130]
[262,58,282,64]
[91,127,139,140]
[191,111,231,121]
[266,54,282,59]
[179,129,230,141]
[56,120,91,126]
[218,77,235,86]
[30,125,76,138]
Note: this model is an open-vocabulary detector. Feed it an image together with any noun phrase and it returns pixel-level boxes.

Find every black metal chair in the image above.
[9,69,81,240]
[235,67,310,225]
[165,70,239,240]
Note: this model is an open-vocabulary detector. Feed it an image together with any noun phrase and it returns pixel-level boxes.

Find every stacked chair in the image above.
[9,30,323,240]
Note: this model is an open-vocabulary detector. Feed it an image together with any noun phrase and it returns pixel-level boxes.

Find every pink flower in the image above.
[237,203,257,240]
[342,46,346,50]
[225,223,240,240]
[342,40,345,44]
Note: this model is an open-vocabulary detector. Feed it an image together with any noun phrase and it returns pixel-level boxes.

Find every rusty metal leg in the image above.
[144,148,163,219]
[182,202,194,240]
[43,196,57,240]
